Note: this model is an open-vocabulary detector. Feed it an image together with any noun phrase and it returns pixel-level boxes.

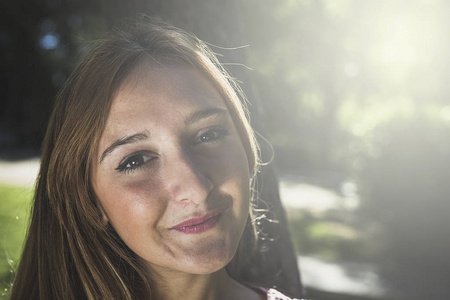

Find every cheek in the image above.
[209,145,251,218]
[95,176,166,237]
[207,141,250,184]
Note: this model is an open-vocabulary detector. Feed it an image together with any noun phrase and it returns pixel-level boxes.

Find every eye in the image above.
[116,152,154,173]
[194,127,228,145]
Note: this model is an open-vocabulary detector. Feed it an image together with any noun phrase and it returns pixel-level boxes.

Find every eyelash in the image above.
[193,127,228,145]
[116,127,228,174]
[116,152,154,174]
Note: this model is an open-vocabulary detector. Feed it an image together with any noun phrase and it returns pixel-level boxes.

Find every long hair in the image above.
[10,17,259,300]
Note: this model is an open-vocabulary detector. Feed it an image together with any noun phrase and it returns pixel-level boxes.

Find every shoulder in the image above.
[253,287,308,300]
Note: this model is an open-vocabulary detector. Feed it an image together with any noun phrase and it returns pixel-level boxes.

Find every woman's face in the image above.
[92,60,250,276]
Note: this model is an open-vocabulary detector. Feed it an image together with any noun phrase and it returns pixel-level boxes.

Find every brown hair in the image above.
[11,17,259,300]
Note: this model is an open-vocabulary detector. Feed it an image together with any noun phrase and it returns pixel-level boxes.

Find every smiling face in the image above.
[91,60,251,277]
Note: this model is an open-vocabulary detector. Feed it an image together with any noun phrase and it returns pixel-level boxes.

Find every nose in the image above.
[164,148,213,204]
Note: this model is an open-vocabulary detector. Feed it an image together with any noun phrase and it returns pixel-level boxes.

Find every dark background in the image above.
[2,0,450,299]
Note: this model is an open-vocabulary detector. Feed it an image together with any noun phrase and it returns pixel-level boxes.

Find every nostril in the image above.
[185,173,214,205]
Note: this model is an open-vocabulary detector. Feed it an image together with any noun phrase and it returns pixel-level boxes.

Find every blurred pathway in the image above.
[0,158,40,187]
[280,177,387,299]
[299,256,386,298]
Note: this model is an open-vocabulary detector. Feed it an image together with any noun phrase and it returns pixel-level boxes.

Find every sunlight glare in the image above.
[380,17,417,65]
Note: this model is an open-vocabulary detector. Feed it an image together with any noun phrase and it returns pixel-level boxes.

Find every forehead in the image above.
[118,59,223,106]
[116,59,225,111]
[100,60,228,141]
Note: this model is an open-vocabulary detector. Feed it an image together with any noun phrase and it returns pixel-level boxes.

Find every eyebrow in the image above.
[185,107,228,125]
[99,107,228,164]
[100,132,149,163]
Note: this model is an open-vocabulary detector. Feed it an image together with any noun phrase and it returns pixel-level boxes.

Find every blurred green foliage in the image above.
[0,185,32,298]
[242,0,450,174]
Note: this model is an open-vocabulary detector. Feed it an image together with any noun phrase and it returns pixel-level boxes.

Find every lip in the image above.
[171,211,223,234]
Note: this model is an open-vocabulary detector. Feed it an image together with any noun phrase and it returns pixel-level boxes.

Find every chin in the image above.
[178,240,237,275]
[185,257,232,275]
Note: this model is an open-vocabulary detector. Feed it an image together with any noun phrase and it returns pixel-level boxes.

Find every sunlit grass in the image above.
[0,185,33,297]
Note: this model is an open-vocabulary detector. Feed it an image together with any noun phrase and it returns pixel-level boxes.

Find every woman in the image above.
[11,18,303,300]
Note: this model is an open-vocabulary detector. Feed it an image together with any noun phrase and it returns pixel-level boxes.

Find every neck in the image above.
[148,267,259,300]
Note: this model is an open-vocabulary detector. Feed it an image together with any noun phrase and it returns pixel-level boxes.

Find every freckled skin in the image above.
[91,60,250,278]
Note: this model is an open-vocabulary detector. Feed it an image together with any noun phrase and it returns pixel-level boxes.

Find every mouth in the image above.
[171,211,223,234]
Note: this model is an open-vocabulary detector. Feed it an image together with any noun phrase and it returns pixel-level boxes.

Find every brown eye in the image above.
[194,127,228,145]
[116,153,154,173]
[200,131,219,142]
